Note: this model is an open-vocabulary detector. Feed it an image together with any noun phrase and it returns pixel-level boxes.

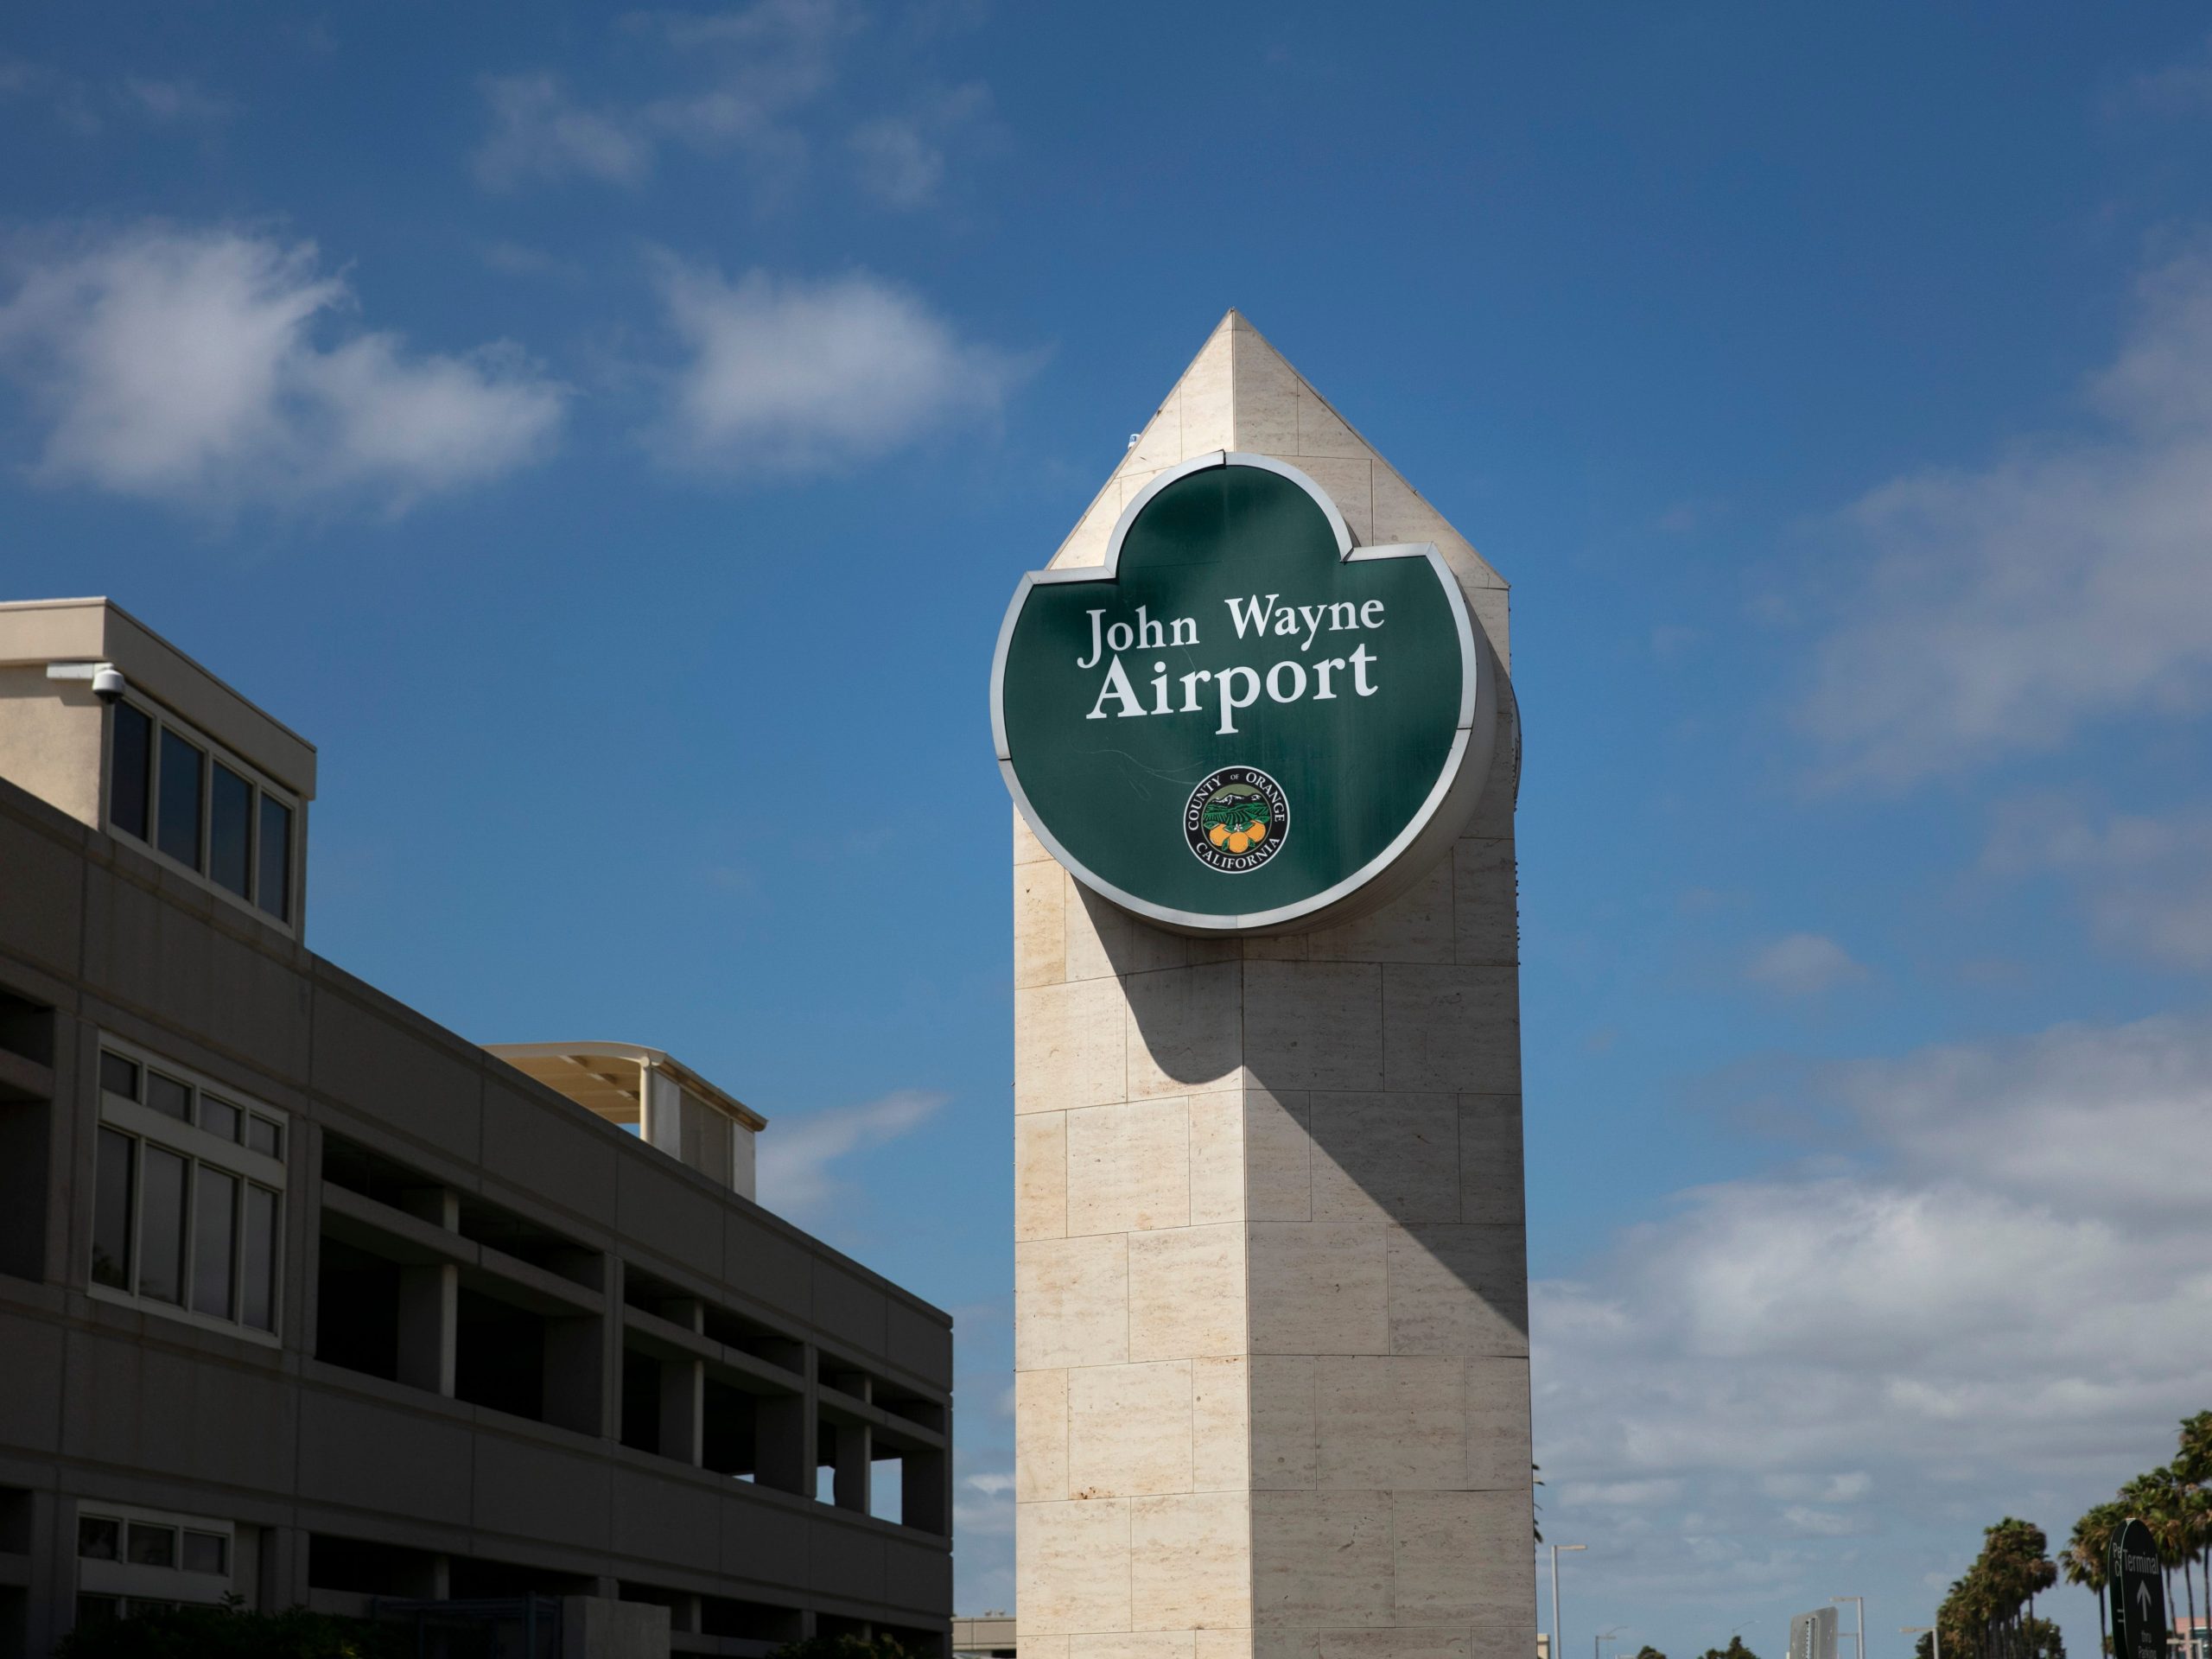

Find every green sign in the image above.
[2109,1517,2169,1659]
[991,452,1497,933]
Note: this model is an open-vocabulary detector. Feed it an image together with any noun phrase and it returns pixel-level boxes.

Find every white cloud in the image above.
[116,76,232,125]
[652,260,1026,473]
[2111,34,2212,118]
[755,1088,946,1221]
[1745,932,1867,996]
[1534,1012,2212,1633]
[1986,795,2212,969]
[1800,251,2212,785]
[474,0,857,194]
[849,82,991,210]
[474,73,653,189]
[0,225,566,515]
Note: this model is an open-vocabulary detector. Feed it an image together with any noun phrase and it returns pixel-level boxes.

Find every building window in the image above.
[75,1503,238,1620]
[105,698,298,931]
[111,702,151,840]
[91,1040,285,1340]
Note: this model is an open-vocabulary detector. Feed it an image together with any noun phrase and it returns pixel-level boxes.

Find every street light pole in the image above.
[1550,1544,1586,1659]
[1903,1624,1938,1659]
[1834,1598,1866,1659]
[1598,1624,1625,1659]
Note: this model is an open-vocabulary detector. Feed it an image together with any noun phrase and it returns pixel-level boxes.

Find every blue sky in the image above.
[7,3,2212,1652]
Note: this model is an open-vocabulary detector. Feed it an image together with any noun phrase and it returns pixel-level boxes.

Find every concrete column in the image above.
[645,1068,683,1162]
[658,1357,704,1465]
[831,1419,872,1512]
[396,1262,457,1396]
[23,1488,62,1659]
[543,1313,607,1437]
[1011,315,1535,1659]
[755,1347,815,1496]
[902,1443,950,1535]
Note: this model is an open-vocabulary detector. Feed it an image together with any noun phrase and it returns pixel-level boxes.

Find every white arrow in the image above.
[2138,1582,2154,1624]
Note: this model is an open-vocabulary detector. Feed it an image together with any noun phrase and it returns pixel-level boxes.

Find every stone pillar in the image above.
[1012,313,1534,1659]
[397,1185,458,1396]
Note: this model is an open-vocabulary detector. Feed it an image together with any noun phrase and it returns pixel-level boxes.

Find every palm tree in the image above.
[2065,1502,2124,1657]
[2177,1415,2212,1651]
[2125,1468,2195,1648]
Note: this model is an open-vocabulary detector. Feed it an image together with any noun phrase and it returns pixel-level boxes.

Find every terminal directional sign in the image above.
[992,453,1497,934]
[2109,1517,2168,1659]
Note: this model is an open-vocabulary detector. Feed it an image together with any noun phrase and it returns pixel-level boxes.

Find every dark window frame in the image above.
[104,696,301,933]
[92,1039,288,1343]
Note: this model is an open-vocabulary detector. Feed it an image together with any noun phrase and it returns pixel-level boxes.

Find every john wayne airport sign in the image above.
[991,452,1497,934]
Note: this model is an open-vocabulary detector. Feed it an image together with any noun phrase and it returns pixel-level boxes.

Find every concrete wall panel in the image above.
[308,984,482,1160]
[295,1385,475,1522]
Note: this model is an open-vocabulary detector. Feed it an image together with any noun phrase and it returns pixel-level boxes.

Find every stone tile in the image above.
[1069,878,1193,981]
[1306,858,1455,964]
[1464,1357,1533,1489]
[1370,467,1501,589]
[1385,1225,1528,1357]
[1128,962,1244,1098]
[1297,455,1374,543]
[1322,1634,1471,1659]
[1242,931,1308,961]
[1017,1234,1129,1369]
[1198,1632,1255,1659]
[1017,1368,1069,1502]
[1052,481,1123,571]
[1077,1636,1197,1659]
[1128,1223,1245,1360]
[1307,1093,1459,1224]
[1018,977,1131,1114]
[1231,324,1301,455]
[1380,966,1520,1095]
[1131,1491,1249,1630]
[1029,1639,1074,1659]
[1018,863,1068,989]
[1296,387,1373,462]
[1254,1637,1322,1659]
[1451,840,1517,967]
[1020,1497,1131,1634]
[1069,1359,1193,1497]
[1243,962,1382,1092]
[1390,1488,1532,1625]
[1247,1223,1388,1356]
[1179,325,1236,456]
[1457,1096,1523,1226]
[1243,1087,1312,1222]
[1192,1356,1249,1491]
[1314,1356,1466,1489]
[1016,807,1053,863]
[1469,584,1511,676]
[1016,1113,1068,1242]
[1248,1355,1314,1491]
[1128,396,1183,472]
[1189,1090,1245,1225]
[1067,1099,1191,1236]
[1250,1490,1391,1627]
[1464,698,1517,840]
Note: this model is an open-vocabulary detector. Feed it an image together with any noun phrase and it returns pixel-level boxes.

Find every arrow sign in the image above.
[2111,1517,2169,1659]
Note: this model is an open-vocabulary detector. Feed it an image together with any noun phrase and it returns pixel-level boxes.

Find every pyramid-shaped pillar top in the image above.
[1047,311,1508,610]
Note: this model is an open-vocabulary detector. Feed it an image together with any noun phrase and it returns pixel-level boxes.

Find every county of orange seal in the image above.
[1184,767,1288,874]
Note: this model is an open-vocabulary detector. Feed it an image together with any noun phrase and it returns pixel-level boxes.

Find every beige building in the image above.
[1010,315,1533,1659]
[0,598,953,1657]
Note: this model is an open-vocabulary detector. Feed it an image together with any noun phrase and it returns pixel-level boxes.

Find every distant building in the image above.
[951,1612,1016,1658]
[0,598,953,1658]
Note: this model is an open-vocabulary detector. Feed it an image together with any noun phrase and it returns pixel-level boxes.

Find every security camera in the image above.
[91,666,125,704]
